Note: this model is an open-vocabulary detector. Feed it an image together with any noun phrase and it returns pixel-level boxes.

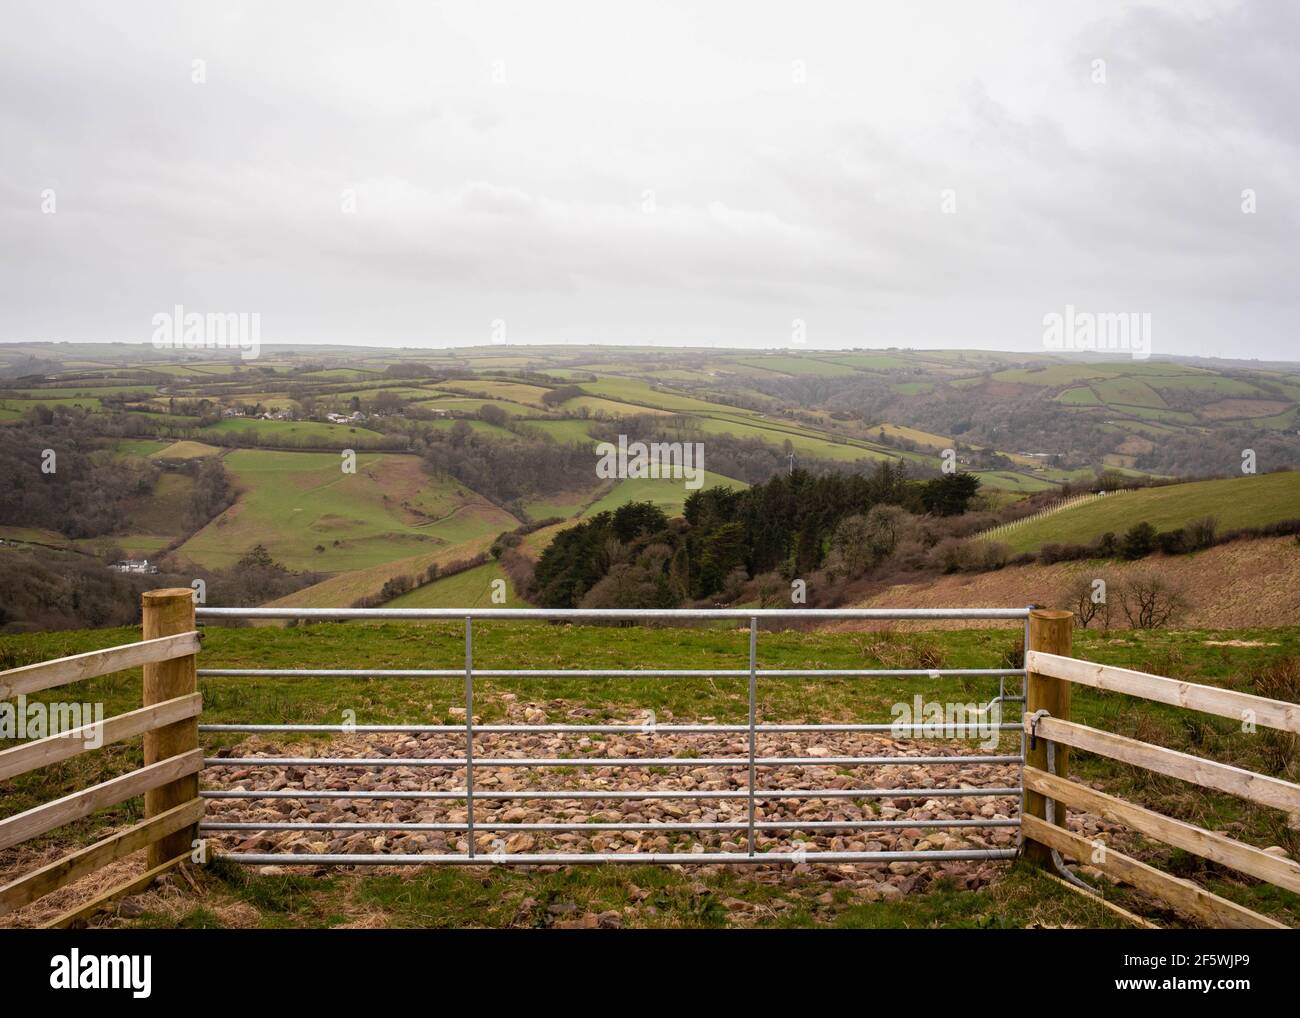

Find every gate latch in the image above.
[1026,708,1050,750]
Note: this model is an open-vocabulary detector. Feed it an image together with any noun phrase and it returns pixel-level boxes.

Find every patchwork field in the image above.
[5,343,1300,625]
[177,450,518,572]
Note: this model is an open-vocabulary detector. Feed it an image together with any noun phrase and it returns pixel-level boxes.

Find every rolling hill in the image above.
[177,450,518,572]
[990,471,1300,554]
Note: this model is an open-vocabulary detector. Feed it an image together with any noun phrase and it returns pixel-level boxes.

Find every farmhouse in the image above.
[108,559,158,574]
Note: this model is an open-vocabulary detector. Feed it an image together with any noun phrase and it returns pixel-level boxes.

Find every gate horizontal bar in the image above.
[197,667,1025,678]
[202,786,1021,801]
[199,722,1025,734]
[217,848,1020,865]
[204,754,1020,768]
[201,818,1019,833]
[197,607,1030,621]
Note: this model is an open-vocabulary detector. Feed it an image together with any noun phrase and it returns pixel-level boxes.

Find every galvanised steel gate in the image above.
[193,607,1030,867]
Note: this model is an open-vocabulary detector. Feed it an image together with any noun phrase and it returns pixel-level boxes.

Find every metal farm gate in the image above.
[192,607,1031,868]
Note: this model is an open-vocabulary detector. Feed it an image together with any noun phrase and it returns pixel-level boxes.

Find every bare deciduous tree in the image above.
[1060,574,1113,629]
[1118,570,1189,629]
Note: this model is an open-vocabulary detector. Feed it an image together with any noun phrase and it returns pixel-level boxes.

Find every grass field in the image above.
[814,352,915,371]
[0,396,104,411]
[581,378,750,416]
[994,365,1111,386]
[1091,378,1168,409]
[319,386,436,402]
[262,536,504,608]
[384,561,525,608]
[423,418,516,439]
[869,423,952,449]
[1056,386,1102,406]
[1149,375,1261,396]
[999,470,1300,553]
[149,440,221,459]
[115,439,171,457]
[522,419,596,444]
[421,396,535,416]
[519,485,602,521]
[581,471,746,517]
[1,621,1296,928]
[177,450,517,572]
[734,355,861,377]
[199,418,391,448]
[440,379,552,407]
[560,395,672,417]
[972,471,1059,493]
[682,414,893,464]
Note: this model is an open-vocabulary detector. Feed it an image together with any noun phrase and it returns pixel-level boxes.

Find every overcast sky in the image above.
[1,1,1297,359]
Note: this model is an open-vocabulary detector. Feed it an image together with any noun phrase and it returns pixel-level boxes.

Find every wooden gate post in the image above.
[1023,608,1072,866]
[142,589,200,868]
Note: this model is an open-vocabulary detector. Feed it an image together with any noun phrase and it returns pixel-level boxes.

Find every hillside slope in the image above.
[995,471,1300,553]
[177,450,517,572]
[857,536,1300,629]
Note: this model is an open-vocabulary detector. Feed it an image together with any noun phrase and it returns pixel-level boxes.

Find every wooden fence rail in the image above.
[0,588,202,925]
[1026,650,1300,734]
[1023,766,1300,894]
[0,632,199,700]
[1025,714,1300,814]
[1022,610,1299,929]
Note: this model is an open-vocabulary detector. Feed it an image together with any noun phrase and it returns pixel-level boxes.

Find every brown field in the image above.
[854,536,1300,629]
[1114,435,1155,456]
[1199,398,1291,420]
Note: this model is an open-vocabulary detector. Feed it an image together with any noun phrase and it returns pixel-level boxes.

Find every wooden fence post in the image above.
[1023,608,1072,866]
[142,589,200,869]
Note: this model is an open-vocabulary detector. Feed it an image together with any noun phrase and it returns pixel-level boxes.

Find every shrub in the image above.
[1155,528,1186,555]
[1184,515,1218,550]
[1120,521,1157,560]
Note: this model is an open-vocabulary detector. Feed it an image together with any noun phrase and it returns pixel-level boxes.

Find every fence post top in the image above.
[1029,608,1072,622]
[143,588,194,602]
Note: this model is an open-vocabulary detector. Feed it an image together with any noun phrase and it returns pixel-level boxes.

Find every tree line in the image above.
[530,464,983,608]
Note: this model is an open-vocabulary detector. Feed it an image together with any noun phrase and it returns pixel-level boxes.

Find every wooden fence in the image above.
[2,595,1297,929]
[0,589,201,926]
[1021,609,1299,929]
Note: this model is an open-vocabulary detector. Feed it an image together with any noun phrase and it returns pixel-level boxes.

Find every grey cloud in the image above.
[0,0,1296,356]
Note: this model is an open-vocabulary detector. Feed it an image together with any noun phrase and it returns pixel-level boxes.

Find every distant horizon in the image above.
[4,3,1298,361]
[3,337,1299,371]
